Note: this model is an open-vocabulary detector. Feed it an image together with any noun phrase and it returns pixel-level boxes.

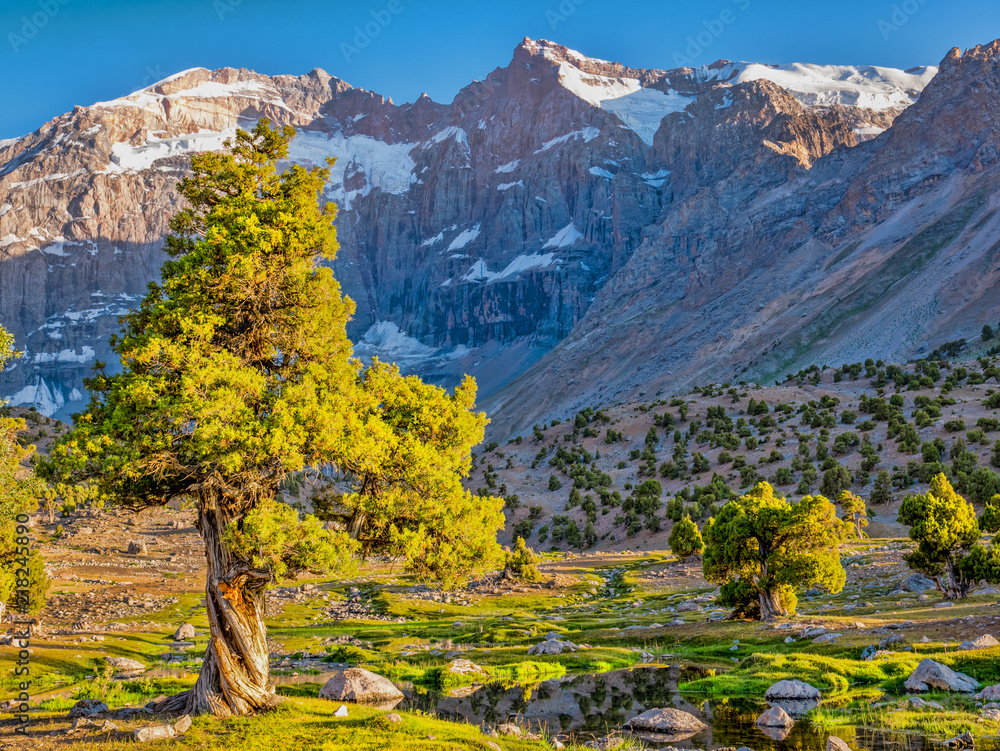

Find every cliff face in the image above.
[0,37,964,430]
[486,41,1000,437]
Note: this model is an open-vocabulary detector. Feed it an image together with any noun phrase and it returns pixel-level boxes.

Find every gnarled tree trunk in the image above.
[758,588,786,621]
[152,494,280,717]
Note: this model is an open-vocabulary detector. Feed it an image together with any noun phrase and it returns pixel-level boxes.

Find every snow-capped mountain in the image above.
[2,37,997,433]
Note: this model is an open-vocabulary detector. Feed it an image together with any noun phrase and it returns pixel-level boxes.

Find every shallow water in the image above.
[400,666,997,751]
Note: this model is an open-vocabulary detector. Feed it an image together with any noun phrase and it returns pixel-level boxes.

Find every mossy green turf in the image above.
[12,699,594,750]
[7,542,1000,745]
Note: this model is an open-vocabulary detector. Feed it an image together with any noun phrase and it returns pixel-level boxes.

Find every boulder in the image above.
[766,680,822,702]
[904,659,978,693]
[625,707,707,733]
[446,658,487,676]
[174,715,192,734]
[959,634,998,651]
[173,623,196,641]
[497,722,523,736]
[827,736,852,751]
[812,633,842,644]
[126,540,147,555]
[943,731,974,749]
[976,684,1000,701]
[134,724,175,742]
[105,656,145,675]
[68,699,108,719]
[676,600,702,612]
[319,668,404,705]
[907,697,943,709]
[900,574,936,592]
[385,712,402,723]
[334,705,349,717]
[756,706,795,728]
[528,639,578,656]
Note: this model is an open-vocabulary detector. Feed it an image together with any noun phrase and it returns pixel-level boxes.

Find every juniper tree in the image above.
[898,473,1000,599]
[837,490,869,538]
[703,481,846,621]
[668,514,703,559]
[41,122,503,717]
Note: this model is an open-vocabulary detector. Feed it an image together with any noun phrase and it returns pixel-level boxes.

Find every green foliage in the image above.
[821,465,852,498]
[898,473,1000,599]
[871,470,893,505]
[668,514,704,558]
[504,537,542,581]
[837,490,868,538]
[41,121,502,592]
[703,481,846,620]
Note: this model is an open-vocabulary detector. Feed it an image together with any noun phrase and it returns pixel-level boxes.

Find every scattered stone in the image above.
[934,602,955,609]
[812,633,842,644]
[105,656,145,675]
[904,659,978,693]
[900,574,936,593]
[384,713,402,723]
[907,697,944,710]
[126,540,147,555]
[765,680,821,701]
[756,706,795,728]
[624,707,707,733]
[318,668,404,704]
[943,731,974,749]
[98,720,118,732]
[497,722,523,736]
[334,705,349,717]
[976,684,1000,701]
[446,658,487,676]
[528,638,578,656]
[827,736,852,751]
[68,699,108,719]
[173,623,196,641]
[959,635,998,651]
[174,714,192,734]
[134,724,175,742]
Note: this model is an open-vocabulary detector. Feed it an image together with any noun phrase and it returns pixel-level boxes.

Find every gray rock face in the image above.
[765,680,822,701]
[318,667,404,705]
[904,658,979,693]
[756,706,795,728]
[625,707,707,733]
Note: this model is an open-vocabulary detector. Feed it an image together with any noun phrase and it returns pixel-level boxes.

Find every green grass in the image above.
[4,698,586,750]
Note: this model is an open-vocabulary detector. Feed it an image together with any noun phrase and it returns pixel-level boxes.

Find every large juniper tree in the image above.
[42,122,503,717]
[702,481,846,621]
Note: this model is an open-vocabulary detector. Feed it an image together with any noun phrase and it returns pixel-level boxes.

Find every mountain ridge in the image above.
[3,37,995,437]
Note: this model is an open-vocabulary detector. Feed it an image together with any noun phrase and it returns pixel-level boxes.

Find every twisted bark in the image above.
[151,494,279,717]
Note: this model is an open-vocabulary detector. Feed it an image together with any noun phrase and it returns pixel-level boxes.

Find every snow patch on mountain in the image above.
[702,62,938,111]
[535,128,601,154]
[447,224,481,251]
[104,129,237,173]
[461,253,558,283]
[543,223,584,249]
[556,61,694,145]
[288,130,418,208]
[32,346,96,364]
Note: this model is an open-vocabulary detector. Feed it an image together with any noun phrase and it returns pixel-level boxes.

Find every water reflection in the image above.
[402,667,999,751]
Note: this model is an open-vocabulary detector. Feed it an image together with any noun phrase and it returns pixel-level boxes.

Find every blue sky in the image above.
[3,0,1000,138]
